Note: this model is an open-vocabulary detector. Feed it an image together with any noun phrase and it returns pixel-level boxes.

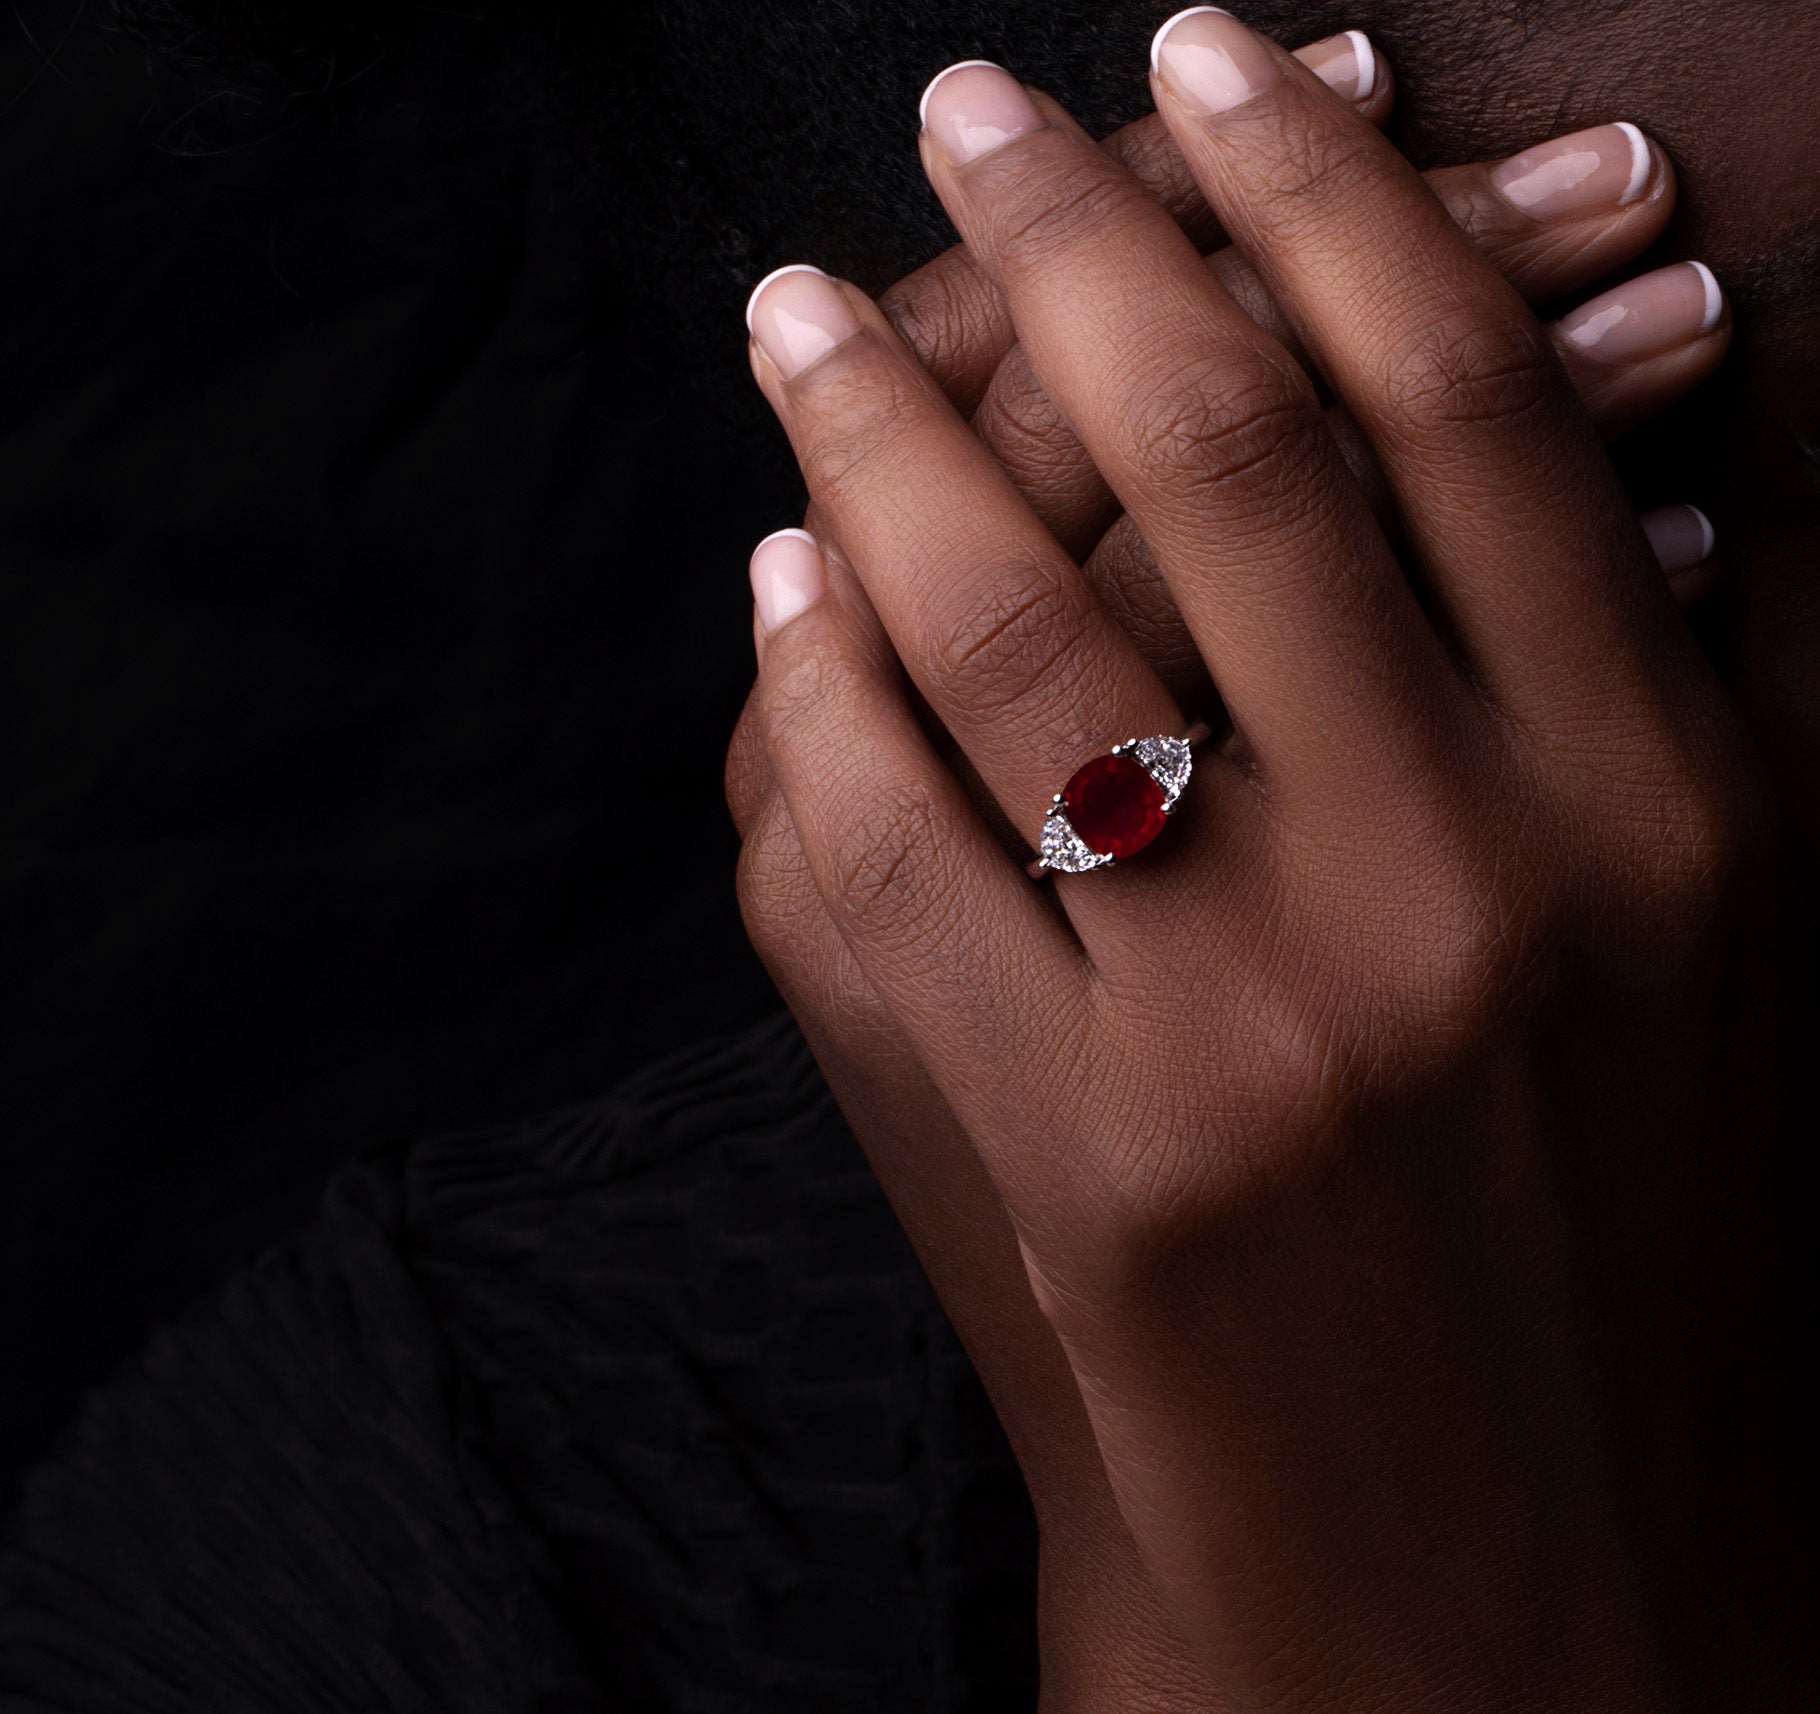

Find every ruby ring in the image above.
[1027,722,1212,879]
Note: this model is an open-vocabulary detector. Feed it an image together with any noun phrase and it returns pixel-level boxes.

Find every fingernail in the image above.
[1296,29,1377,103]
[745,264,863,381]
[920,60,1045,164]
[1151,7,1280,116]
[1641,504,1715,574]
[1490,122,1656,221]
[1557,261,1724,364]
[751,529,827,633]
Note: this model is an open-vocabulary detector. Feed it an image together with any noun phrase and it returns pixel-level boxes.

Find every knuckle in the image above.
[1376,308,1563,442]
[1592,748,1776,933]
[761,643,862,755]
[922,554,1096,724]
[1083,525,1201,686]
[1116,348,1325,513]
[880,257,997,398]
[976,146,1153,277]
[738,809,887,1028]
[735,803,822,963]
[826,782,957,952]
[1242,118,1384,227]
[792,349,930,501]
[973,352,1084,484]
[724,696,770,835]
[1363,807,1542,1043]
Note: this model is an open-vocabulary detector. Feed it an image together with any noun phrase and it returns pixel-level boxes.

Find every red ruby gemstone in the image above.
[1061,752,1168,860]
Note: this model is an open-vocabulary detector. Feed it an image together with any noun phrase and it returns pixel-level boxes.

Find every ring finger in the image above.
[745,265,1242,885]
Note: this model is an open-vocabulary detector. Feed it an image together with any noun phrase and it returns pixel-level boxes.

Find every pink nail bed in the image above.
[920,60,1045,164]
[1558,261,1724,363]
[746,265,863,381]
[1490,122,1655,222]
[750,529,827,633]
[1150,7,1278,116]
[1297,30,1377,103]
[1640,505,1716,574]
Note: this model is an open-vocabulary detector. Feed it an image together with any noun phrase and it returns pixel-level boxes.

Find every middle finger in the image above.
[919,58,1462,804]
[974,117,1690,561]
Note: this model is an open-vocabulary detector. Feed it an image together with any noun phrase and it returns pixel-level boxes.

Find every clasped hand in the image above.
[729,13,1781,1710]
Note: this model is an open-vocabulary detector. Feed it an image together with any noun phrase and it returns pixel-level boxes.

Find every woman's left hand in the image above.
[738,13,1790,1710]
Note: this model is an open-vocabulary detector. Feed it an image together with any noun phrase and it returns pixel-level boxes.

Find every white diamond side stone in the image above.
[1132,735,1192,806]
[1039,808,1113,874]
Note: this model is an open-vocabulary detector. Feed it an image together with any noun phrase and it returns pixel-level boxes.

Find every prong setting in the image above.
[1032,730,1199,876]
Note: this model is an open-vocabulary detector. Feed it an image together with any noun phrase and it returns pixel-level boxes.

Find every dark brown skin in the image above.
[729,8,1816,1711]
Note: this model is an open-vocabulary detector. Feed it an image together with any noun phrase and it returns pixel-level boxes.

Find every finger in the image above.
[976,118,1683,561]
[1641,503,1720,606]
[744,262,1190,856]
[735,539,1225,1701]
[880,32,1393,416]
[1147,8,1696,717]
[1078,254,1732,704]
[1553,260,1732,437]
[727,678,770,838]
[1089,489,1723,711]
[919,59,1457,804]
[736,800,1230,1712]
[747,528,1085,1121]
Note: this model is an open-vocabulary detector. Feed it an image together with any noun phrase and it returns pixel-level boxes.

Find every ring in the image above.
[1027,721,1213,878]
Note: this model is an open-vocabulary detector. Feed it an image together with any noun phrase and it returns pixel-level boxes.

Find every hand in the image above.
[731,36,1729,870]
[737,13,1795,1711]
[731,30,1750,1714]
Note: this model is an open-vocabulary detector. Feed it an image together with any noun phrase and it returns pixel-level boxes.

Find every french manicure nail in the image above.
[1151,7,1280,117]
[1557,261,1724,364]
[1297,29,1377,103]
[1641,505,1716,574]
[746,264,863,381]
[1490,122,1655,221]
[920,60,1046,164]
[751,529,827,633]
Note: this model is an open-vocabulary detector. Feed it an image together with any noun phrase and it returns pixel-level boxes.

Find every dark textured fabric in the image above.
[0,1013,1040,1709]
[1,0,1269,1496]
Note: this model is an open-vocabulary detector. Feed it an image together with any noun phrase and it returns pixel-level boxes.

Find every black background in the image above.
[0,0,1197,1509]
[0,5,795,1500]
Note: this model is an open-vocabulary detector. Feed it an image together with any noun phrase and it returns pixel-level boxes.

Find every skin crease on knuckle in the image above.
[1220,100,1391,236]
[757,630,989,989]
[788,338,935,501]
[1372,305,1569,444]
[919,552,1103,732]
[878,261,1006,409]
[967,136,1161,281]
[1110,343,1328,521]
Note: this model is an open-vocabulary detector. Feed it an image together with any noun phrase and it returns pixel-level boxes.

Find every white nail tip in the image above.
[1150,7,1234,76]
[1688,261,1723,332]
[1346,30,1377,101]
[1689,506,1716,561]
[1614,121,1651,206]
[754,528,818,554]
[744,264,832,335]
[919,59,1009,130]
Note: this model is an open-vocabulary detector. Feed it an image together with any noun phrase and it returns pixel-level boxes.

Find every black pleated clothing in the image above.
[2,1015,1040,1707]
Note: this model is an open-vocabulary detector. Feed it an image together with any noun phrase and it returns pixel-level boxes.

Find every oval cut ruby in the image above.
[1062,752,1168,860]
